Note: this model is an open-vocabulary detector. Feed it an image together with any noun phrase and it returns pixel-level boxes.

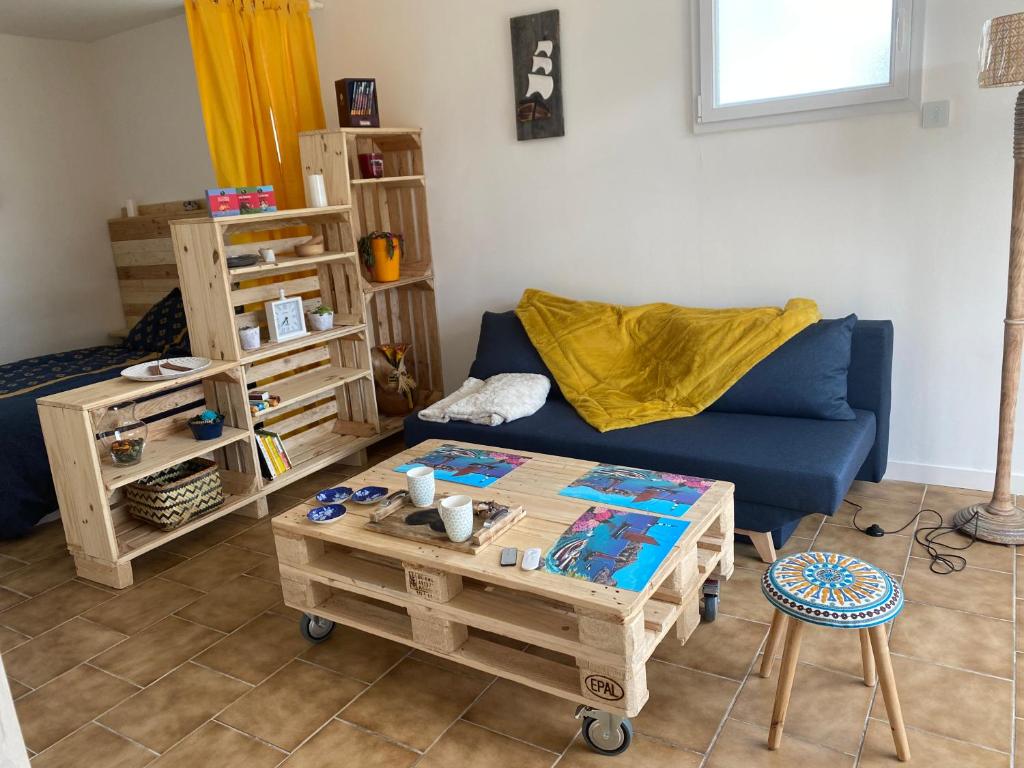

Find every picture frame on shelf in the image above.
[264,290,308,344]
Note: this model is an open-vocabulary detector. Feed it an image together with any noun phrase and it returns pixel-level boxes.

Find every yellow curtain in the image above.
[185,0,325,209]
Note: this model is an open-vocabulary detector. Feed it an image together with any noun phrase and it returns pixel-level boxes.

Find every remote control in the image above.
[499,547,518,567]
[521,547,541,571]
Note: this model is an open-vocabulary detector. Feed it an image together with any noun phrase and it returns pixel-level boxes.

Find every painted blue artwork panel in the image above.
[394,444,530,489]
[544,507,690,591]
[559,464,713,518]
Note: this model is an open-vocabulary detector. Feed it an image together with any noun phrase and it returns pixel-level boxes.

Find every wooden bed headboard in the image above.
[107,199,207,331]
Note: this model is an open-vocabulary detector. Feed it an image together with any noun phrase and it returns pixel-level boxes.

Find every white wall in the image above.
[0,34,122,363]
[312,0,1024,491]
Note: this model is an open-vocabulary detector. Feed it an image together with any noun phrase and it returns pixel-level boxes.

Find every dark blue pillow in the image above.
[125,288,191,356]
[709,315,857,420]
[468,311,562,399]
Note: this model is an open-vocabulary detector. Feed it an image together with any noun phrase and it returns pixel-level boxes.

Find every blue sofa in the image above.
[404,311,893,548]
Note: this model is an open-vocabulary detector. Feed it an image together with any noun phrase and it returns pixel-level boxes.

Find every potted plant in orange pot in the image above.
[358,231,403,283]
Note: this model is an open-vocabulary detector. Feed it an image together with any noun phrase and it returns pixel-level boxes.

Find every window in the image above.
[694,0,923,131]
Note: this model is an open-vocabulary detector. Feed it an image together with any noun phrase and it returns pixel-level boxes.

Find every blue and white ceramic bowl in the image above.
[307,504,346,524]
[316,486,353,504]
[351,486,388,504]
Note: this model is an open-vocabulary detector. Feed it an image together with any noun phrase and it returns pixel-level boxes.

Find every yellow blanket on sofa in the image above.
[515,289,821,432]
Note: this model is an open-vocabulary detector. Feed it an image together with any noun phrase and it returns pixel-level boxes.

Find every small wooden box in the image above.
[335,78,380,128]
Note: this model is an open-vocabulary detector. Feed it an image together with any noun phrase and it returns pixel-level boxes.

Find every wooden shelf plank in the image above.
[186,205,351,227]
[351,175,425,188]
[252,365,369,419]
[240,324,366,364]
[229,251,357,278]
[363,272,432,293]
[101,426,250,491]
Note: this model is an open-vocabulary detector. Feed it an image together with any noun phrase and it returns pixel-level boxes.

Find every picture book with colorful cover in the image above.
[559,464,713,518]
[393,444,529,488]
[544,507,690,591]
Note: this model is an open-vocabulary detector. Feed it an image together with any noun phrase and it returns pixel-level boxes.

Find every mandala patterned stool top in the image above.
[761,551,903,629]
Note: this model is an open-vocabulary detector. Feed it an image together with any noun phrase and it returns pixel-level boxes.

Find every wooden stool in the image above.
[759,551,909,762]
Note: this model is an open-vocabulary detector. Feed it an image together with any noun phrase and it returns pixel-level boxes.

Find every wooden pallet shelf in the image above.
[351,175,425,188]
[228,251,357,278]
[251,365,370,420]
[364,271,432,293]
[239,324,366,364]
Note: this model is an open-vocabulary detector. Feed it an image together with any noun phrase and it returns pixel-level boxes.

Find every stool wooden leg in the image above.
[868,623,910,762]
[759,610,788,678]
[859,629,877,687]
[768,619,805,750]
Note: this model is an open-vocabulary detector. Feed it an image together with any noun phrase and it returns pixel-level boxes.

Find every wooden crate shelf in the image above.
[250,365,370,420]
[364,272,432,294]
[228,251,357,278]
[351,175,426,188]
[239,324,366,364]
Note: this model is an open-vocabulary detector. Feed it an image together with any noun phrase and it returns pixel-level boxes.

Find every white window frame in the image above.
[692,0,925,132]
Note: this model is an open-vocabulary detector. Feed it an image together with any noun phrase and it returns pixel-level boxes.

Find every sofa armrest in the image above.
[848,320,894,482]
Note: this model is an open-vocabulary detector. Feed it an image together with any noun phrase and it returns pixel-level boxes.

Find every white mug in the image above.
[406,467,435,507]
[259,247,276,264]
[439,495,474,543]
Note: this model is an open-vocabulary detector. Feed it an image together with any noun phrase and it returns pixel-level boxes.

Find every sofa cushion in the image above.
[709,315,857,420]
[405,400,875,517]
[468,311,562,399]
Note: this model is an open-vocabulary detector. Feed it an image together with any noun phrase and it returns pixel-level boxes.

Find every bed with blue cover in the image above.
[0,289,189,539]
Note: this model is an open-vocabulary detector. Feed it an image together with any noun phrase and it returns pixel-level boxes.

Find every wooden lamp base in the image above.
[952,503,1024,545]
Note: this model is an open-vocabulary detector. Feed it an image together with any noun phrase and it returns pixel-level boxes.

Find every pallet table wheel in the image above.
[300,613,335,643]
[701,579,720,623]
[574,705,633,756]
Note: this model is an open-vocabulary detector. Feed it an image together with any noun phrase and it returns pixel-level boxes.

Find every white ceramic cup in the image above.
[406,466,435,507]
[439,495,474,543]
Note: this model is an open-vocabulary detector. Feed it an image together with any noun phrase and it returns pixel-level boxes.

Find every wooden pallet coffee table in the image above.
[272,439,734,756]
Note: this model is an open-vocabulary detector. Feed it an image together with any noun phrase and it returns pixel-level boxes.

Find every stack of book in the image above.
[249,390,281,417]
[256,430,291,479]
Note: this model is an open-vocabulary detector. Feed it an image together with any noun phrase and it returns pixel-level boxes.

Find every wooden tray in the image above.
[365,498,525,554]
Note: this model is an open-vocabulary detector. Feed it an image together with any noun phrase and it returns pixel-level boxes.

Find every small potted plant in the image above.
[239,325,261,351]
[308,303,335,332]
[188,409,225,440]
[358,231,403,283]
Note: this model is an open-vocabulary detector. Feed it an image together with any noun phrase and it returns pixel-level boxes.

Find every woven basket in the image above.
[125,458,224,531]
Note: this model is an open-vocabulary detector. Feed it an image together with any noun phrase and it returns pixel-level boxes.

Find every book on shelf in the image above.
[255,429,291,478]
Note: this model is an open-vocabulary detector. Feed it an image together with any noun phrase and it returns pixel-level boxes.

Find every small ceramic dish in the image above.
[307,504,346,524]
[316,486,353,504]
[351,486,388,504]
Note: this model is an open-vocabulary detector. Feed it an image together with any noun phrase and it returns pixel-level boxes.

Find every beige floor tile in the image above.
[871,654,1012,752]
[558,732,702,768]
[858,717,1010,767]
[127,548,188,584]
[273,468,353,503]
[218,659,364,750]
[226,519,278,556]
[731,659,873,754]
[245,558,281,584]
[161,544,267,592]
[281,718,418,768]
[760,621,874,680]
[0,624,29,652]
[30,722,155,768]
[7,676,30,699]
[830,495,923,531]
[464,678,580,752]
[0,587,24,612]
[911,487,1015,573]
[99,662,250,753]
[417,720,553,768]
[653,613,766,681]
[300,625,408,683]
[341,658,489,751]
[632,660,739,752]
[0,522,67,563]
[890,601,1013,679]
[194,612,309,684]
[83,578,203,636]
[15,665,138,752]
[174,575,282,633]
[719,566,774,623]
[847,479,925,506]
[0,556,28,578]
[706,717,853,767]
[159,515,256,558]
[149,721,283,768]
[1018,653,1024,713]
[409,649,496,683]
[1019,600,1024,651]
[91,615,223,686]
[0,554,75,597]
[4,617,125,688]
[795,513,826,538]
[268,491,306,515]
[734,536,810,571]
[812,524,911,575]
[0,580,110,636]
[903,559,1013,620]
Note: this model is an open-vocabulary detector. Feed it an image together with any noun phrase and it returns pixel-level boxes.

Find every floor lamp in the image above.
[954,13,1024,544]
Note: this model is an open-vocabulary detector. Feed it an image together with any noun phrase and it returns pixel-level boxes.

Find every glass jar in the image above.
[98,402,148,466]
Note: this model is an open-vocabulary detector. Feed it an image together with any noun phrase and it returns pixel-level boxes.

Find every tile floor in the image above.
[3,437,1019,766]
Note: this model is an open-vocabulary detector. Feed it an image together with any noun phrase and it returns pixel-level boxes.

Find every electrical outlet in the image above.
[922,100,951,129]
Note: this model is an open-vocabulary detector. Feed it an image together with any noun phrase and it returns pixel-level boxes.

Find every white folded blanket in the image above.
[418,373,550,426]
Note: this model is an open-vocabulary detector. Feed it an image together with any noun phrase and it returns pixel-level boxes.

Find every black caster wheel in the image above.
[701,594,719,623]
[581,716,633,756]
[300,614,335,644]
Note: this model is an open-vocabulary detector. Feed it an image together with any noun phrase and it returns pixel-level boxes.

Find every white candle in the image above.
[125,199,138,217]
[305,174,328,207]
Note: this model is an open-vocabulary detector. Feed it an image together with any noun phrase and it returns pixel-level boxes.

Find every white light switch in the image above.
[922,100,950,129]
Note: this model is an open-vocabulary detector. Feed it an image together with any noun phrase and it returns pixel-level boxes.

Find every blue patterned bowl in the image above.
[307,504,346,524]
[316,487,353,503]
[351,486,388,504]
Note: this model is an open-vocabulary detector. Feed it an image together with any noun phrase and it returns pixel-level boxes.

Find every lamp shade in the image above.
[981,12,1024,88]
